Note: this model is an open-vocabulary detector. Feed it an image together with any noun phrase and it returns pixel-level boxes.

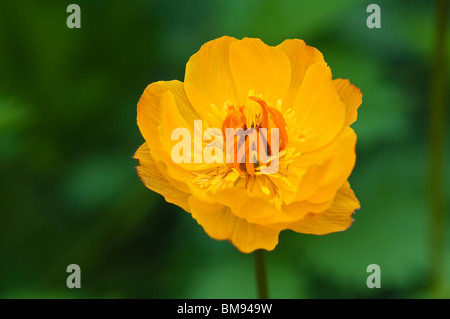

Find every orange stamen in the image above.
[221,97,288,176]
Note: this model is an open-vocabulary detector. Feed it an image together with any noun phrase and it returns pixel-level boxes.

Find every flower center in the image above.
[221,96,288,176]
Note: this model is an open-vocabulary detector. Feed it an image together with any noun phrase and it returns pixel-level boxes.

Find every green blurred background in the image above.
[0,0,448,298]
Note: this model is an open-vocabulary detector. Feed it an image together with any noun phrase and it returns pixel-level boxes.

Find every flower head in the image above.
[134,36,362,253]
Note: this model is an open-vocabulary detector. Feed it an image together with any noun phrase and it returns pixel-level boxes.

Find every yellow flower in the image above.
[134,36,361,253]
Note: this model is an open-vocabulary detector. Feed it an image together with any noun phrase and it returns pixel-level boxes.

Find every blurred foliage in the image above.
[0,0,449,298]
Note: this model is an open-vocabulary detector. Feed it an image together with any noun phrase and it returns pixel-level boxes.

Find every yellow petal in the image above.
[288,181,360,234]
[189,196,280,253]
[157,90,204,168]
[284,127,357,205]
[137,80,205,192]
[305,127,357,203]
[276,39,325,110]
[249,197,333,230]
[229,37,291,107]
[333,79,362,126]
[290,63,346,153]
[133,143,191,212]
[137,80,199,152]
[184,36,239,128]
[202,178,279,222]
[196,173,317,228]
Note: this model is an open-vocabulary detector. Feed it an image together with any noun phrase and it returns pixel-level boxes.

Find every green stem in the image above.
[254,250,269,299]
[429,0,448,298]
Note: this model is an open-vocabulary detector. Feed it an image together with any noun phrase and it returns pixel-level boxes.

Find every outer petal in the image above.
[137,80,195,148]
[138,84,230,208]
[276,39,325,110]
[283,127,357,205]
[249,197,333,229]
[189,196,280,253]
[137,80,184,141]
[184,36,239,128]
[289,181,360,235]
[137,80,205,193]
[158,90,204,168]
[333,79,362,126]
[289,63,346,153]
[229,38,291,107]
[202,174,322,224]
[134,143,191,212]
[298,127,357,204]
